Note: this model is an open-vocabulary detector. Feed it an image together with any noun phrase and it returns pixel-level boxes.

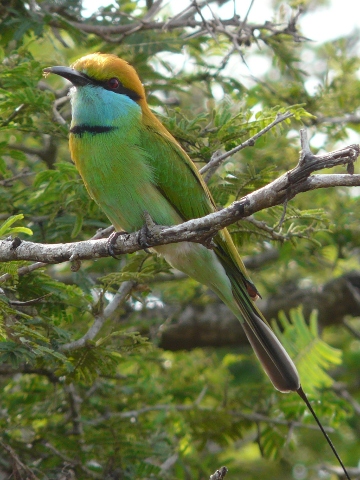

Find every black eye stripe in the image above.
[102,80,142,101]
[79,72,142,101]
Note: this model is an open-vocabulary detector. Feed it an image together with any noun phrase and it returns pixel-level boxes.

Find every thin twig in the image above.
[0,170,34,186]
[65,383,84,436]
[0,441,40,480]
[43,441,101,479]
[52,96,69,125]
[86,402,334,432]
[342,318,360,341]
[243,216,289,241]
[0,262,47,284]
[0,104,25,127]
[60,280,135,351]
[200,112,294,175]
[333,382,360,415]
[316,114,360,125]
[320,465,360,478]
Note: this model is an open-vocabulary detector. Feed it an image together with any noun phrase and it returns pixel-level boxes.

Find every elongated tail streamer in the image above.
[297,386,351,480]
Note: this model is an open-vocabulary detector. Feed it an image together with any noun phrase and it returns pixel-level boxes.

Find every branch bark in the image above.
[0,131,359,270]
[209,467,228,480]
[47,11,307,45]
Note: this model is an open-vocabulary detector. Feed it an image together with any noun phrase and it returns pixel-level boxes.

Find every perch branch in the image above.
[0,130,358,270]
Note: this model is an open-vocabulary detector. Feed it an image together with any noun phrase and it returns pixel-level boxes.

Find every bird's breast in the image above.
[70,127,182,233]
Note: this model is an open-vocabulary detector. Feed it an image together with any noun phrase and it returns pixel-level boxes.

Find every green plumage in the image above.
[42,54,353,479]
[47,54,301,393]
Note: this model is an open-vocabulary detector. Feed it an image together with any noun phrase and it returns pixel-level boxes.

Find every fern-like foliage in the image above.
[272,308,342,394]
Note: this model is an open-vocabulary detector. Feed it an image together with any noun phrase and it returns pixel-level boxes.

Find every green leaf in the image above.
[0,214,32,238]
[272,308,342,393]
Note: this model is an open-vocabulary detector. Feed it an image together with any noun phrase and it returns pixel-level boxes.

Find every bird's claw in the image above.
[200,233,216,250]
[138,224,152,253]
[107,231,128,259]
[138,211,167,253]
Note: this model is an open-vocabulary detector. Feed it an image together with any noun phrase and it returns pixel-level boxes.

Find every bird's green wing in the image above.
[141,125,215,220]
[141,122,259,298]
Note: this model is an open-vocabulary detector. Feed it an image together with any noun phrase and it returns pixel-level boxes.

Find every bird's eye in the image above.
[107,77,120,90]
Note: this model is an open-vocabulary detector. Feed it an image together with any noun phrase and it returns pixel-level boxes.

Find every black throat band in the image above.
[70,125,118,137]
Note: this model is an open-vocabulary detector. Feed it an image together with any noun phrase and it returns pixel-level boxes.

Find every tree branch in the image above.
[59,280,136,352]
[157,272,360,351]
[0,441,39,480]
[87,402,334,432]
[0,131,358,270]
[48,13,307,45]
[43,441,101,479]
[316,114,360,125]
[199,111,294,176]
[210,466,228,480]
[320,465,360,479]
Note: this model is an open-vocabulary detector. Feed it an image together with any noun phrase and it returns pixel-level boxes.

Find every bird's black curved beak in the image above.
[43,66,91,87]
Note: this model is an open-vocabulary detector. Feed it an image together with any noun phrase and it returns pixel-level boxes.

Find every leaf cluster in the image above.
[0,1,359,479]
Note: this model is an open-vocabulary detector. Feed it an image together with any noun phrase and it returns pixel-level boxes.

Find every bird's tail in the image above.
[215,231,351,478]
[230,278,300,392]
[214,229,300,392]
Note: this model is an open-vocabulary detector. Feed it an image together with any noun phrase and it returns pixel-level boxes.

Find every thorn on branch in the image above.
[209,466,228,480]
[91,225,115,240]
[299,128,313,166]
[200,233,216,250]
[347,161,355,175]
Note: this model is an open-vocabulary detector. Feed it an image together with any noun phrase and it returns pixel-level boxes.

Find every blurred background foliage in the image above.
[1,0,360,478]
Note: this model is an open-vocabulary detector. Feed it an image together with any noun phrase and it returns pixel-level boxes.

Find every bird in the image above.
[44,53,350,478]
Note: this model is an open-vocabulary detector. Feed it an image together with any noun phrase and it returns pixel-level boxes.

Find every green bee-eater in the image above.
[44,54,350,477]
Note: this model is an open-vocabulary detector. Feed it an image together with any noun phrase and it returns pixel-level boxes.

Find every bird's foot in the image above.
[138,211,167,253]
[200,233,216,250]
[107,231,128,259]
